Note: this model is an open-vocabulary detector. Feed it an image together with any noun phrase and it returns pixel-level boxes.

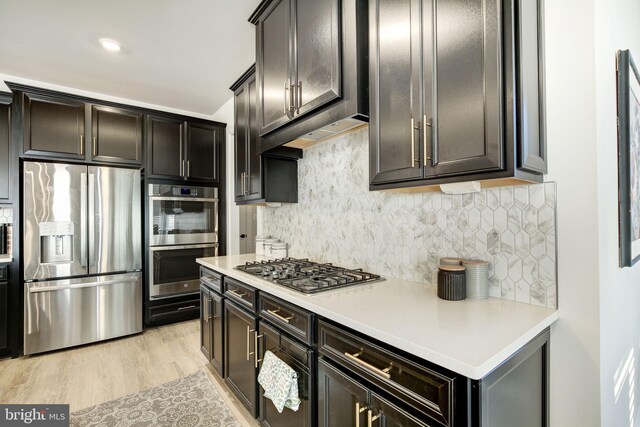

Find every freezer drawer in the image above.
[24,272,142,355]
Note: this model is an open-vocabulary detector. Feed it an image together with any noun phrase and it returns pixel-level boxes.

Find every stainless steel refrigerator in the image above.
[23,161,142,355]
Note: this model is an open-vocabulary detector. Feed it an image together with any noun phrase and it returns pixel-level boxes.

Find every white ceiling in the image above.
[0,0,260,116]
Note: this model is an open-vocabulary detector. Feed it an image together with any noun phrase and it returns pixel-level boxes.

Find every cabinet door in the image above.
[0,101,9,200]
[235,83,249,201]
[200,287,212,361]
[246,76,263,200]
[211,292,224,376]
[292,0,341,117]
[257,0,293,135]
[23,92,85,159]
[369,0,423,184]
[147,115,184,179]
[369,392,432,427]
[224,301,258,417]
[0,281,7,350]
[425,0,503,177]
[186,122,219,182]
[91,105,143,164]
[318,359,369,427]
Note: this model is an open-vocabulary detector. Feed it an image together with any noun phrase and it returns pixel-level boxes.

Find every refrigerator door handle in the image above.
[80,172,87,267]
[88,172,96,269]
[28,277,139,293]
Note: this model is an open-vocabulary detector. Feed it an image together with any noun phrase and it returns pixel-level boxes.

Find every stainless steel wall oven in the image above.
[148,184,218,300]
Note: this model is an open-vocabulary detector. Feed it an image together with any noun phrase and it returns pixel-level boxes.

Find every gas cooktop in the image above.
[235,258,384,294]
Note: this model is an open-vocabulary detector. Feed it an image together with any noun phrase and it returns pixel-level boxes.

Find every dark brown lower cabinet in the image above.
[224,300,258,417]
[318,359,429,427]
[201,284,224,376]
[200,286,212,361]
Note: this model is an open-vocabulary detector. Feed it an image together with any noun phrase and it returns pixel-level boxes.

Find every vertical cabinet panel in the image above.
[91,105,143,164]
[0,279,7,351]
[257,0,292,135]
[224,301,258,417]
[318,359,369,427]
[247,78,262,199]
[293,0,341,116]
[211,292,224,376]
[186,122,219,182]
[0,101,10,200]
[148,115,184,179]
[235,84,248,199]
[23,93,85,159]
[200,287,212,361]
[427,0,503,176]
[369,0,423,184]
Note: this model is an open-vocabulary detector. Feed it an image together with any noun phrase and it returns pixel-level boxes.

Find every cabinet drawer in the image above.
[318,320,454,426]
[0,265,7,281]
[259,293,314,346]
[148,297,200,322]
[224,277,256,311]
[200,267,223,294]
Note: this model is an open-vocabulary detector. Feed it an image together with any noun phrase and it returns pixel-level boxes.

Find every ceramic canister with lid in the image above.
[462,260,489,299]
[262,238,281,259]
[437,265,466,301]
[270,242,288,259]
[255,235,270,256]
[439,257,464,266]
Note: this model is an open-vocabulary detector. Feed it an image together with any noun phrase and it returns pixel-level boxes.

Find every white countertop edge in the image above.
[0,256,12,264]
[197,256,559,380]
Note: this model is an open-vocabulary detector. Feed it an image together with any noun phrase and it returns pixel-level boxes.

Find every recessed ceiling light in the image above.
[99,38,121,52]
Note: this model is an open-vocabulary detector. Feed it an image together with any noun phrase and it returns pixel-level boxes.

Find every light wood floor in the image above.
[0,320,257,426]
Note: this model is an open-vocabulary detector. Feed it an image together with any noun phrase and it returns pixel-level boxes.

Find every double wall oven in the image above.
[148,184,218,300]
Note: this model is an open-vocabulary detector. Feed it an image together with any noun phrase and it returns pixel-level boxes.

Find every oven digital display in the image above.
[180,188,191,195]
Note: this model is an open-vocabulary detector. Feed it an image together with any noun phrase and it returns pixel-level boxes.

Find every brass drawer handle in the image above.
[344,351,392,379]
[229,289,247,298]
[267,308,294,323]
[355,402,367,427]
[368,409,381,427]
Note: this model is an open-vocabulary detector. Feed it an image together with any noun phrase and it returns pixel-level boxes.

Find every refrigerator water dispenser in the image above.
[39,221,74,264]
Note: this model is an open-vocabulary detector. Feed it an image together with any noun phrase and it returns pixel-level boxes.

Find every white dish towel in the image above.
[257,350,301,413]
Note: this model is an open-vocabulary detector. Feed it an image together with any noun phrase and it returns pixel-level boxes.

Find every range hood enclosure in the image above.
[250,0,368,154]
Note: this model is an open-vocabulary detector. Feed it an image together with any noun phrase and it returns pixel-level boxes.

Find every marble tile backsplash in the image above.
[261,127,557,308]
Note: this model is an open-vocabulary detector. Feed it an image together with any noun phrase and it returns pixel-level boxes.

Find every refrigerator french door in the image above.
[23,162,142,355]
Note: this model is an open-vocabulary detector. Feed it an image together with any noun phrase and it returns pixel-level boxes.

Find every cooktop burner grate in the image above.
[235,258,384,293]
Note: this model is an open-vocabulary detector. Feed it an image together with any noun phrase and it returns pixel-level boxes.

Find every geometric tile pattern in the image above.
[0,207,12,224]
[261,127,557,308]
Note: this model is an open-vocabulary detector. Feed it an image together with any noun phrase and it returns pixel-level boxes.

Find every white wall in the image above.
[211,96,240,255]
[594,0,640,425]
[544,1,602,425]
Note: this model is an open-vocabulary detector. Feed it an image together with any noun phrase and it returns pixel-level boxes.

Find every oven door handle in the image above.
[150,243,218,251]
[149,196,219,203]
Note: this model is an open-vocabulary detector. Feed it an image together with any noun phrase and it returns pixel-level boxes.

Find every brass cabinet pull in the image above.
[288,79,295,114]
[267,308,293,323]
[229,289,247,298]
[186,160,191,178]
[296,80,302,114]
[92,136,97,157]
[424,115,433,164]
[367,410,381,427]
[355,402,367,427]
[203,296,209,321]
[344,351,392,379]
[411,118,420,164]
[254,331,264,368]
[80,134,84,155]
[180,160,184,178]
[284,81,289,115]
[207,296,212,320]
[246,326,252,361]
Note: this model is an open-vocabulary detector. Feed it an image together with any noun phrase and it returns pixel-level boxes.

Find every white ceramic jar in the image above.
[255,235,270,256]
[270,242,288,259]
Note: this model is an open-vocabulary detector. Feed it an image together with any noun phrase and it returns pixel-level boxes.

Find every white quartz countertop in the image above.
[0,256,12,264]
[197,254,559,379]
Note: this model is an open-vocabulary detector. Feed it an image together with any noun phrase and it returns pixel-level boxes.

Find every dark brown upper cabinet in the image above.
[369,0,547,190]
[231,65,300,205]
[21,91,86,160]
[0,94,10,200]
[147,115,222,183]
[250,0,368,153]
[90,105,143,165]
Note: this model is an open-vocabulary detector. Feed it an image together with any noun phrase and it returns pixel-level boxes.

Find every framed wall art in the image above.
[617,49,640,267]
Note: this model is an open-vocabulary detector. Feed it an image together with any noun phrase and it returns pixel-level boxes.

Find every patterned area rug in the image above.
[71,370,241,427]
